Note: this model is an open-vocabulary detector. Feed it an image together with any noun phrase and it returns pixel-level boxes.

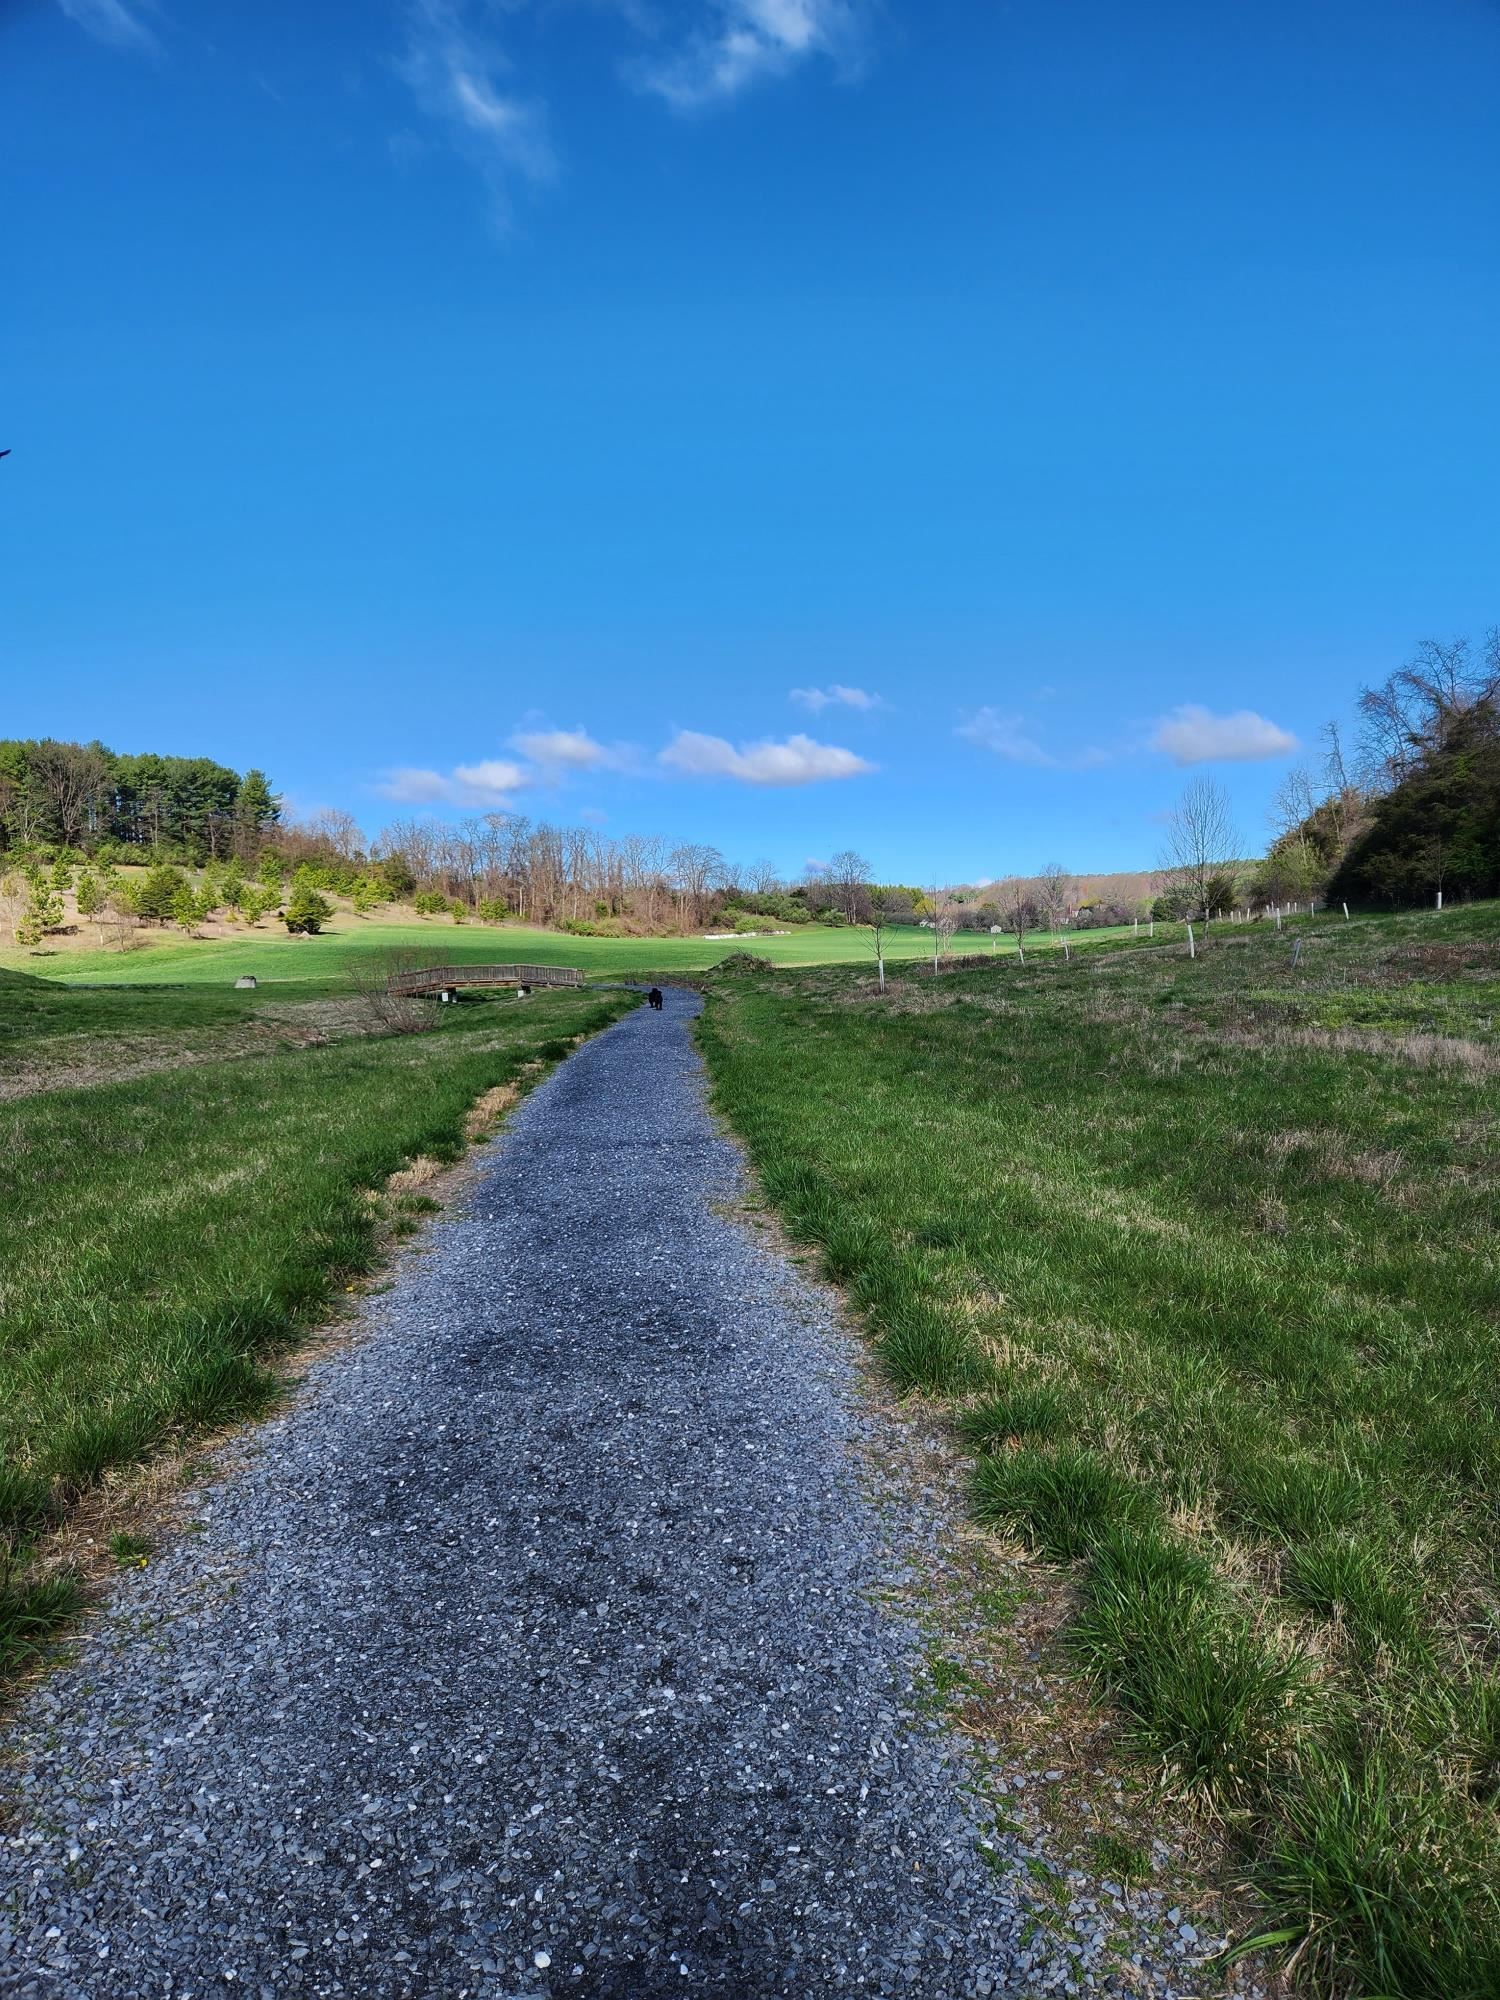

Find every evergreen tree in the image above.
[234,769,281,856]
[283,884,333,934]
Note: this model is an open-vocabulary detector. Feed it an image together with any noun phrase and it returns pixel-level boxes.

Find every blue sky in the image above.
[4,0,1497,881]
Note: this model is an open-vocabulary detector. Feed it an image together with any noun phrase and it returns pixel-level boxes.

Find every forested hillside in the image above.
[0,739,279,858]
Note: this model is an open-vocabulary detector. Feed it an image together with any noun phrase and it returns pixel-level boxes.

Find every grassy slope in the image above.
[697,906,1500,1997]
[0,983,635,1665]
[2,914,1145,988]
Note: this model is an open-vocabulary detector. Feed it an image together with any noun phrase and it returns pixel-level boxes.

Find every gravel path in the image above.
[0,992,1220,1998]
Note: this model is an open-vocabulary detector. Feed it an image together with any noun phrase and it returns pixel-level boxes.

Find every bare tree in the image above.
[746,857,782,896]
[27,739,113,848]
[347,951,440,1035]
[928,883,961,972]
[1159,777,1238,919]
[1034,862,1073,936]
[996,876,1037,961]
[668,843,723,932]
[864,895,905,994]
[826,849,871,924]
[1357,635,1500,790]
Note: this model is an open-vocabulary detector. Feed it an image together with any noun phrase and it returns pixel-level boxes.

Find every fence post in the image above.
[1186,922,1195,959]
[1342,902,1349,921]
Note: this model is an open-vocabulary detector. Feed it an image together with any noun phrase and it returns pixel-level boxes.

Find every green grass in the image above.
[0,963,264,1041]
[0,983,634,1594]
[696,903,1500,1996]
[1,911,1148,990]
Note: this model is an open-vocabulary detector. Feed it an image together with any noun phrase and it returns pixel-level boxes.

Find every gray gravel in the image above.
[0,991,1226,1998]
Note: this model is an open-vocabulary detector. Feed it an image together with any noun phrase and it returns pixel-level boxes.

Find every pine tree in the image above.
[283,884,333,934]
[234,770,281,857]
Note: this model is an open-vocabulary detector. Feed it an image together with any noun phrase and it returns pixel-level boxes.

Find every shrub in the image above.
[412,891,449,916]
[373,853,417,900]
[132,863,186,923]
[283,886,333,934]
[476,898,508,924]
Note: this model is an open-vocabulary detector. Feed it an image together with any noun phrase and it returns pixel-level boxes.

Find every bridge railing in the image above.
[386,963,585,995]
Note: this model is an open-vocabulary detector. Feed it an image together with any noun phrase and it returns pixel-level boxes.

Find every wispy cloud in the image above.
[56,0,155,50]
[1150,706,1298,765]
[957,708,1113,771]
[379,758,532,807]
[659,729,875,786]
[399,0,553,213]
[508,726,637,775]
[789,683,885,714]
[635,0,867,110]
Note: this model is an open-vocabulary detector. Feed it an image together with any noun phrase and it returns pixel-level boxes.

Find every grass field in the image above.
[1,911,1146,988]
[697,905,1500,1997]
[0,974,635,1671]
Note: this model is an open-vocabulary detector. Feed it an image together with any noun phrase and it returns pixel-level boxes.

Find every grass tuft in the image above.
[1073,1526,1306,1797]
[972,1445,1156,1561]
[0,1570,85,1674]
[960,1383,1068,1449]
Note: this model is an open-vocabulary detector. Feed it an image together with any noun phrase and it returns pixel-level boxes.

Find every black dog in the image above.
[648,987,664,1010]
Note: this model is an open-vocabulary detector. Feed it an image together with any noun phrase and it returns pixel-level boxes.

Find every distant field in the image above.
[1,914,1145,988]
[699,904,1500,1997]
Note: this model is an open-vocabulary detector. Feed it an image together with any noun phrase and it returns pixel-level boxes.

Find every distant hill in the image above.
[955,869,1157,912]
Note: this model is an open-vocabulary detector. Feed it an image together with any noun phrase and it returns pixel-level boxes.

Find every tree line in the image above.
[0,738,280,859]
[7,629,1494,955]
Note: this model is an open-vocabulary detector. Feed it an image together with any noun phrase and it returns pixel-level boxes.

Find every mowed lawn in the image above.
[0,980,635,1665]
[698,906,1500,1997]
[3,914,1142,989]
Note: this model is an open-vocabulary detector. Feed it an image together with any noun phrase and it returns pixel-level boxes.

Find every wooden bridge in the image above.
[386,963,586,1000]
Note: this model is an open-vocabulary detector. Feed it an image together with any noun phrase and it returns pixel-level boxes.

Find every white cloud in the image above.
[659,730,875,786]
[957,708,1115,771]
[508,727,635,775]
[636,0,865,109]
[1150,706,1298,765]
[789,683,884,713]
[56,0,154,49]
[400,0,553,209]
[379,759,531,806]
